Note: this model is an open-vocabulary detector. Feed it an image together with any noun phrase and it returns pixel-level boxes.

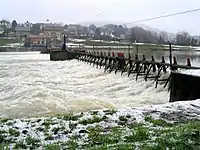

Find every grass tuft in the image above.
[79,116,104,125]
[44,144,60,150]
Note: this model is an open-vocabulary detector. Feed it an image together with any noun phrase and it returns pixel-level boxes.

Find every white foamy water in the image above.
[0,52,169,117]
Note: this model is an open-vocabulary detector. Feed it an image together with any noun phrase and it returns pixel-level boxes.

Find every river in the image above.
[0,50,199,117]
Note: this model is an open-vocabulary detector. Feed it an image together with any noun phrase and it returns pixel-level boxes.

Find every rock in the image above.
[69,123,77,131]
[37,119,42,123]
[14,127,19,130]
[79,129,89,134]
[118,121,126,126]
[102,116,107,120]
[126,115,131,118]
[37,127,44,132]
[103,128,111,133]
[91,111,99,115]
[22,130,28,134]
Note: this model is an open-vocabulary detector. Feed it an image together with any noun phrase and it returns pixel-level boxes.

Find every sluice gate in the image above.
[72,45,200,102]
[49,36,200,102]
[71,45,200,90]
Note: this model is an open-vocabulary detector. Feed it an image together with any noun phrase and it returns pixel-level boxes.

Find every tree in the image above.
[64,24,68,30]
[95,28,101,40]
[195,39,198,46]
[130,29,137,42]
[101,35,112,41]
[25,21,31,27]
[129,27,158,43]
[158,36,165,44]
[119,25,123,29]
[190,38,198,46]
[113,25,125,38]
[175,32,191,46]
[12,20,17,30]
[89,24,97,31]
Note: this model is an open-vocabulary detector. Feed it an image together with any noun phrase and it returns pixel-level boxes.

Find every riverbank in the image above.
[0,38,21,46]
[68,39,200,51]
[1,99,200,149]
[68,39,168,51]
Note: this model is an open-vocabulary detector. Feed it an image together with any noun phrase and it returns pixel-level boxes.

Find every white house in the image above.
[15,26,31,39]
[41,23,64,38]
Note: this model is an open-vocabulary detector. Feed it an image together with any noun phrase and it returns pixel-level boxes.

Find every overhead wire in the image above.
[122,8,200,26]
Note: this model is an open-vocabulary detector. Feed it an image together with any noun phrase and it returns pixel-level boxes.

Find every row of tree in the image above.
[89,24,199,46]
[175,32,198,46]
[0,20,18,36]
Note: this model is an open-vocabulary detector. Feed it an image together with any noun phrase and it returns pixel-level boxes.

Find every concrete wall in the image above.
[170,72,200,102]
[50,51,77,61]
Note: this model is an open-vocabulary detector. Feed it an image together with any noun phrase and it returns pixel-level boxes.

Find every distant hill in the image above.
[79,21,176,42]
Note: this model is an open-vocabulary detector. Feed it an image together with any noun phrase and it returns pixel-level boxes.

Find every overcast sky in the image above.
[1,0,200,35]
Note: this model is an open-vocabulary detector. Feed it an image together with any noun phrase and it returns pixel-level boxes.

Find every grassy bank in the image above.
[68,40,130,47]
[0,38,21,46]
[1,106,200,150]
[68,40,167,50]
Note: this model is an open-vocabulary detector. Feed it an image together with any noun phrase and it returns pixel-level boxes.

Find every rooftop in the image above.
[15,26,31,32]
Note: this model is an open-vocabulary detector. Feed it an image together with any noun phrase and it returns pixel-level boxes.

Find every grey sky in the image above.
[1,0,200,35]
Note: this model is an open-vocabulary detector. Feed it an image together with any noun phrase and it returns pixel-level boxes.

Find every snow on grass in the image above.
[1,100,200,149]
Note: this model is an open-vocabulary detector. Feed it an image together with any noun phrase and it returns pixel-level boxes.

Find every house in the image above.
[68,24,78,30]
[64,29,77,37]
[29,35,45,45]
[31,23,43,34]
[67,24,79,37]
[15,26,31,39]
[27,34,53,50]
[41,23,64,38]
[66,24,89,37]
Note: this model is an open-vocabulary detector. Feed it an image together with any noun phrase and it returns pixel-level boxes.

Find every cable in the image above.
[123,8,200,26]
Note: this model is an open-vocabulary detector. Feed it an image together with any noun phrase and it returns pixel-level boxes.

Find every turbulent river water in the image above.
[0,50,199,117]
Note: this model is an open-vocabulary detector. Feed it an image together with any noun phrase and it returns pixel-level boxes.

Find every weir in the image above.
[49,35,200,103]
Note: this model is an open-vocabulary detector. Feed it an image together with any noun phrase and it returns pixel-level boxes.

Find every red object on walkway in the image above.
[117,52,120,57]
[112,52,115,57]
[117,52,124,57]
